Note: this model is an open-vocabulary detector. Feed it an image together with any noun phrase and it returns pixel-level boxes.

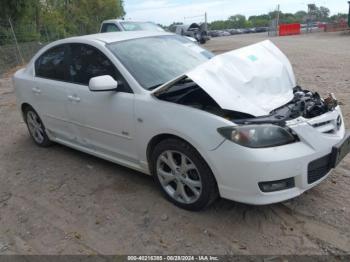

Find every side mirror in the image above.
[89,75,118,92]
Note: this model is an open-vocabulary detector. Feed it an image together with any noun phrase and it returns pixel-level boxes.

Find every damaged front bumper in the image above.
[207,106,348,205]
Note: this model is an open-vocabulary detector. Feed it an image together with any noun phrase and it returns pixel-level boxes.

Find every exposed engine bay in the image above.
[155,78,338,126]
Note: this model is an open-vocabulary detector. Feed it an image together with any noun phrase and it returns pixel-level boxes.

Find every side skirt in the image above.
[52,137,151,176]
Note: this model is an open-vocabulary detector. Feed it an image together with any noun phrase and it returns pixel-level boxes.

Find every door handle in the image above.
[32,87,41,94]
[68,95,81,102]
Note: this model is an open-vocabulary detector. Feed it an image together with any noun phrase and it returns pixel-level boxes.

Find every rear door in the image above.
[64,43,137,162]
[34,44,75,142]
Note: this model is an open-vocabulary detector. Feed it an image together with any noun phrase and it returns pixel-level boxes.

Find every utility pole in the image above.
[276,4,280,35]
[348,1,350,28]
[204,12,208,32]
[307,4,316,33]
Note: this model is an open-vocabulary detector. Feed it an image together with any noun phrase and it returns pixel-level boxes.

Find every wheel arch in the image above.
[21,102,33,112]
[147,134,185,165]
[21,102,34,121]
[20,103,45,125]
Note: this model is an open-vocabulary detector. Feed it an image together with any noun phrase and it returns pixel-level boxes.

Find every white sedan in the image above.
[13,31,350,210]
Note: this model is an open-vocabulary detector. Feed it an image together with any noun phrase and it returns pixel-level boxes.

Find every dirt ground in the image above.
[0,32,350,256]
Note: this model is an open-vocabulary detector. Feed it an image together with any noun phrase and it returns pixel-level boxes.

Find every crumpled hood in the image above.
[154,40,296,117]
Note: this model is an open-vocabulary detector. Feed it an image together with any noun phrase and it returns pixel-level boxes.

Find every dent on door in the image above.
[65,84,137,163]
[36,79,73,141]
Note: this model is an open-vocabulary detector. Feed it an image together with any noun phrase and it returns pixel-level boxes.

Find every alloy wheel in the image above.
[26,111,45,144]
[156,150,202,204]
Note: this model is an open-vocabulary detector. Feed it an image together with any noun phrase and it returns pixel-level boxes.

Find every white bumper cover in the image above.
[208,107,346,205]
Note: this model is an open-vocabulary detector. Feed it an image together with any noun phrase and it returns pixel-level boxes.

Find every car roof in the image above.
[64,31,173,44]
[102,19,123,23]
[102,19,154,24]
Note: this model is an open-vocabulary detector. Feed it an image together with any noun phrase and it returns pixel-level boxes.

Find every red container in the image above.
[279,23,301,36]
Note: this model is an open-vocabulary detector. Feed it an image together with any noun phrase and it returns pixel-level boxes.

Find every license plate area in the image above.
[331,133,350,168]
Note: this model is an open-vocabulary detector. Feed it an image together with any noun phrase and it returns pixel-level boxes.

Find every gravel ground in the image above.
[0,32,349,255]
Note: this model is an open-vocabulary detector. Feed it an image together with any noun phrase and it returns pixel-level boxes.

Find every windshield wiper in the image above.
[148,83,164,90]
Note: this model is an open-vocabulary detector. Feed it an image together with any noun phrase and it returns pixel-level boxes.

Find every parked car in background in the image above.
[100,19,165,33]
[208,30,231,37]
[209,28,267,37]
[300,24,322,33]
[255,27,269,33]
[228,29,239,35]
[221,30,231,36]
[248,28,256,33]
[175,23,210,44]
[208,30,220,37]
[13,31,350,211]
[101,19,197,43]
[209,27,267,37]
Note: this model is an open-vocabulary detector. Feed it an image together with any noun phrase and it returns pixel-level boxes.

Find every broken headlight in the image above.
[217,124,297,148]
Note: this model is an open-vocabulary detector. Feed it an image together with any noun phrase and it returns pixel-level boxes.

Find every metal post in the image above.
[8,18,25,65]
[348,1,350,28]
[307,4,311,33]
[204,12,208,32]
[276,4,280,36]
[307,4,316,33]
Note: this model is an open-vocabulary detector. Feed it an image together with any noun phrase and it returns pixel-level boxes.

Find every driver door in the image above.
[65,43,138,163]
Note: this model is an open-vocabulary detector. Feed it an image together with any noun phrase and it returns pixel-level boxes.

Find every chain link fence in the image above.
[0,19,75,77]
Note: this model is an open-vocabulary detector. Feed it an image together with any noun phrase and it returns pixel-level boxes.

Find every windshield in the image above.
[108,35,214,90]
[120,22,165,32]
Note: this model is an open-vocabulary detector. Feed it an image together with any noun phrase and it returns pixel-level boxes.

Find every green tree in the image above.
[294,10,307,22]
[228,14,247,28]
[330,13,348,22]
[0,0,34,20]
[316,6,330,21]
[280,13,298,24]
[0,0,125,43]
[40,0,125,36]
[248,15,270,27]
[208,20,226,30]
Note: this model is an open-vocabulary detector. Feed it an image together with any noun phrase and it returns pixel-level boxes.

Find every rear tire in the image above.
[24,107,52,147]
[150,138,218,211]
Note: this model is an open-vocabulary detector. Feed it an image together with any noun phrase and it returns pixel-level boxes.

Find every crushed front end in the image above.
[152,40,349,205]
[209,88,349,205]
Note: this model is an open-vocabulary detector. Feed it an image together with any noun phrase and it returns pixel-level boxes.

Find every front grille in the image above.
[307,154,332,184]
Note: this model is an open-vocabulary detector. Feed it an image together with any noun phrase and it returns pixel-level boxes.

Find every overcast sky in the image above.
[124,0,349,25]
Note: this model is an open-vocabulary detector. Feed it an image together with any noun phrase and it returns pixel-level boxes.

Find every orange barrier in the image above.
[325,22,349,32]
[279,23,301,36]
[318,23,326,29]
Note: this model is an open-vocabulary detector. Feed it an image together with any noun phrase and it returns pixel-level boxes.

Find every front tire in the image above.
[150,138,218,211]
[24,107,52,147]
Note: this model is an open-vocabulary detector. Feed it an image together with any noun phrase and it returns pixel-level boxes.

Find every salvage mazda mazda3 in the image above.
[13,31,350,210]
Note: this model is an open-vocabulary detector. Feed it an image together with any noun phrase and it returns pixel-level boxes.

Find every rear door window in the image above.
[35,45,67,81]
